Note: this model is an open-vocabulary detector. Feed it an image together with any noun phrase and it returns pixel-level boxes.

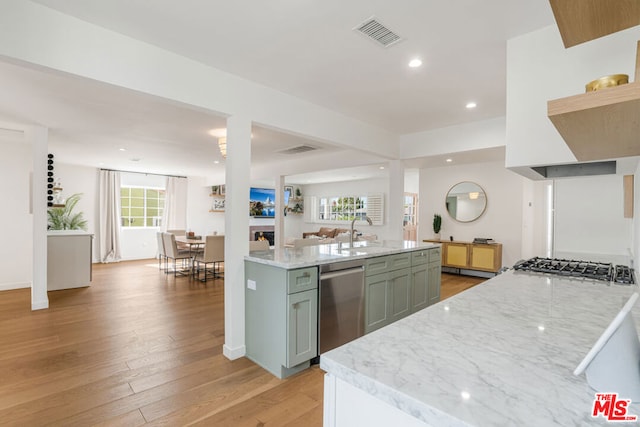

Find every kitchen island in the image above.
[245,240,441,378]
[321,270,640,426]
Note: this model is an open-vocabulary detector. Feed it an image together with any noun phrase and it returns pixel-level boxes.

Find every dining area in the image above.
[156,230,225,281]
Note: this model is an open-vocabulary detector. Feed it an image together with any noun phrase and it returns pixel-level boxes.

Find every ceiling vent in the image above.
[354,17,402,48]
[277,145,319,155]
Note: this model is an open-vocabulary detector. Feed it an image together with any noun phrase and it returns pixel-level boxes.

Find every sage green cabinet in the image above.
[245,261,318,379]
[427,260,441,306]
[410,264,429,313]
[366,248,442,330]
[364,252,415,333]
[411,247,441,312]
[365,273,389,334]
[287,289,317,367]
[389,268,412,322]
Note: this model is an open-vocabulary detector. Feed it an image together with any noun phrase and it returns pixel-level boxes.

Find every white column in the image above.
[223,115,251,360]
[388,160,405,241]
[27,126,49,310]
[274,175,285,248]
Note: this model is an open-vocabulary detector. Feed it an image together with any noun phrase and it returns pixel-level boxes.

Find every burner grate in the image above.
[513,257,614,282]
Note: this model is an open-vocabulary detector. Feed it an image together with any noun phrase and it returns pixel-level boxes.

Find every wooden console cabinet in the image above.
[424,240,502,274]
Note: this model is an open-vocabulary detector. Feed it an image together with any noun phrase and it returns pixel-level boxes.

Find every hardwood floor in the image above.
[0,260,484,426]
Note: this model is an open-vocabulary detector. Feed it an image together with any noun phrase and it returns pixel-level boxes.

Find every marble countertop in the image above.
[244,240,440,269]
[47,230,93,236]
[320,270,640,426]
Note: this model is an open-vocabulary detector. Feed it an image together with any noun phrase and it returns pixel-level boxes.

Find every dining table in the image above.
[175,235,206,258]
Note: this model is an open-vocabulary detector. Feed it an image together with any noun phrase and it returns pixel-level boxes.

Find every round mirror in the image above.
[445,181,487,222]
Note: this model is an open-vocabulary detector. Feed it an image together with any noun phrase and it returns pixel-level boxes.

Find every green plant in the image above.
[47,193,88,230]
[433,214,442,234]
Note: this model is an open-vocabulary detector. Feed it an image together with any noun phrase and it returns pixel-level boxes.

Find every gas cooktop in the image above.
[513,257,635,285]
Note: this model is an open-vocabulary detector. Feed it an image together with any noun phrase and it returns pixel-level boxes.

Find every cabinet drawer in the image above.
[365,256,391,276]
[411,250,429,266]
[428,248,441,263]
[389,253,411,270]
[287,267,318,294]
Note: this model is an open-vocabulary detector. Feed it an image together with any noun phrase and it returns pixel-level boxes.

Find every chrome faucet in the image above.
[350,216,373,247]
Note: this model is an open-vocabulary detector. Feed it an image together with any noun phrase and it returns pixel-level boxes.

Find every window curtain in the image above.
[161,176,188,231]
[99,170,122,263]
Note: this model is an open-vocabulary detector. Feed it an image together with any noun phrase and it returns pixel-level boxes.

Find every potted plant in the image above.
[47,193,88,230]
[433,213,442,240]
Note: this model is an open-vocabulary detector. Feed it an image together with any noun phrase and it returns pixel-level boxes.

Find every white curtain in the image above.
[161,176,188,231]
[99,170,122,263]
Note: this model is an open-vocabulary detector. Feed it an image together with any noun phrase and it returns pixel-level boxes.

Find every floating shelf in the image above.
[548,81,640,161]
[549,0,640,48]
[547,41,640,161]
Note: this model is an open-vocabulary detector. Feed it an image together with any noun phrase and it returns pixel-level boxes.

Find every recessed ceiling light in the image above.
[408,58,422,68]
[466,102,477,109]
[130,158,140,162]
[446,158,453,163]
[214,160,220,164]
[379,166,385,170]
[119,148,127,151]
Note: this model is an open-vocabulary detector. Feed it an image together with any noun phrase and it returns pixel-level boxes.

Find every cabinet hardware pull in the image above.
[302,272,310,278]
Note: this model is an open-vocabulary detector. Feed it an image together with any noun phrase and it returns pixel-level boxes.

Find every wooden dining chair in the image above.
[162,232,192,276]
[193,235,225,281]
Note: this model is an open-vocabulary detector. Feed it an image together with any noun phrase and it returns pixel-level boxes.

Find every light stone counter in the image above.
[321,270,640,426]
[245,240,439,269]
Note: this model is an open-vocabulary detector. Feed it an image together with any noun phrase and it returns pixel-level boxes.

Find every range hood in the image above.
[531,161,616,179]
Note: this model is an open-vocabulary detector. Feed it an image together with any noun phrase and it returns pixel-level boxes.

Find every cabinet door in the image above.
[445,243,469,268]
[469,245,500,272]
[411,264,428,313]
[427,262,441,306]
[365,273,389,334]
[389,268,412,323]
[287,289,318,368]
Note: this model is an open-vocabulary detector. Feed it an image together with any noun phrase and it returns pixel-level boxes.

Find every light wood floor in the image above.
[0,260,485,426]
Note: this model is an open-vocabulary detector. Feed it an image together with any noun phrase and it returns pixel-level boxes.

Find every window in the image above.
[120,186,165,227]
[403,192,418,227]
[313,193,384,225]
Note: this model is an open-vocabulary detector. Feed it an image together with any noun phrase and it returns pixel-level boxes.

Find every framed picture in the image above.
[284,186,293,205]
[211,184,226,196]
[211,196,225,212]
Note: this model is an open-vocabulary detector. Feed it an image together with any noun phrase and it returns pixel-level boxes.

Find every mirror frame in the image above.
[445,181,487,223]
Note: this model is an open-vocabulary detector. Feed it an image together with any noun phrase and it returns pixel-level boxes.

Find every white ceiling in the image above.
[1,1,556,182]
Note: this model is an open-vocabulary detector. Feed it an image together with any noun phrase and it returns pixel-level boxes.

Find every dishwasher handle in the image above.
[320,266,364,280]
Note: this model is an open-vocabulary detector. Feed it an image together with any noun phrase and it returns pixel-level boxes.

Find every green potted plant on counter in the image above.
[433,213,442,240]
[47,193,88,230]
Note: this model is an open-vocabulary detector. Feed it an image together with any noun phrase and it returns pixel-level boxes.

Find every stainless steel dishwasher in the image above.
[318,259,365,354]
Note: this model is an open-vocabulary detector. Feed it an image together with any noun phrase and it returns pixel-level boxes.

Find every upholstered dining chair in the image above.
[156,231,166,271]
[166,229,190,251]
[249,240,270,252]
[193,235,225,281]
[162,232,192,276]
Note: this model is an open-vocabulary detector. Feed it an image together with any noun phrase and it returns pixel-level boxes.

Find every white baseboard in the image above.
[0,281,30,292]
[223,343,246,360]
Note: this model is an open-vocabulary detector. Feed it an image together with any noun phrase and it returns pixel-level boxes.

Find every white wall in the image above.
[0,129,32,290]
[186,176,226,237]
[419,161,540,268]
[554,175,633,264]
